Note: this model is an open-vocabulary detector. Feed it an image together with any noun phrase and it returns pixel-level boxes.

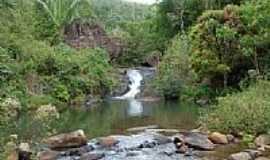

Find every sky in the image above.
[124,0,158,5]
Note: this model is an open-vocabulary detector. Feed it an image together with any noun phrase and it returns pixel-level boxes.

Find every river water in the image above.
[16,68,200,143]
[14,69,249,160]
[17,100,199,142]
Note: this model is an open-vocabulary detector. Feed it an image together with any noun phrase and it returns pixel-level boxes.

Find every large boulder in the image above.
[44,130,87,149]
[208,132,228,144]
[183,132,215,150]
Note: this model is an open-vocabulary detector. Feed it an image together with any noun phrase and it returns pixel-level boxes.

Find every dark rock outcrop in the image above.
[64,21,123,60]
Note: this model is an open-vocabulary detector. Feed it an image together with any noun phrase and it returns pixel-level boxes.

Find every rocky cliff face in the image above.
[64,21,123,60]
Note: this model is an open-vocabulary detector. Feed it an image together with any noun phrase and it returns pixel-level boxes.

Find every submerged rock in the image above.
[208,132,228,144]
[80,152,105,160]
[44,130,87,149]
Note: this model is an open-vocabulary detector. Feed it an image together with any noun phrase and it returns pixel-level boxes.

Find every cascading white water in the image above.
[115,69,143,99]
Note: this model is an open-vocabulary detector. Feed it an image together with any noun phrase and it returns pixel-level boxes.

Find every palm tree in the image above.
[36,0,91,34]
[0,0,16,9]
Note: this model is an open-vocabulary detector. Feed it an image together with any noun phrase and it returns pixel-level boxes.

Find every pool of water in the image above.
[16,100,199,142]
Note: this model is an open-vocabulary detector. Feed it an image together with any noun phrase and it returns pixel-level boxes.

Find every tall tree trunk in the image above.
[224,72,228,88]
[254,47,260,78]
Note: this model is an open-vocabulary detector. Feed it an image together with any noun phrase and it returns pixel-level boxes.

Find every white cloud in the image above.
[124,0,158,5]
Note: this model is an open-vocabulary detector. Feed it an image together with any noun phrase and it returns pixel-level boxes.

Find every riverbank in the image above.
[9,127,270,160]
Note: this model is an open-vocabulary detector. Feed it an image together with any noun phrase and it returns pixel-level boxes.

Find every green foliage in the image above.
[0,1,116,105]
[116,19,165,66]
[202,80,270,134]
[190,0,270,90]
[92,0,152,31]
[157,0,246,37]
[154,34,194,99]
[36,0,92,30]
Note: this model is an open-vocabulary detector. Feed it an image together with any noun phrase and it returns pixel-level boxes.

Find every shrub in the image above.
[202,80,270,135]
[154,34,194,100]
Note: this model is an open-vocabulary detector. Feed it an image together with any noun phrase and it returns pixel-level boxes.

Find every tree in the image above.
[155,34,194,99]
[0,0,16,9]
[190,0,270,89]
[36,0,92,34]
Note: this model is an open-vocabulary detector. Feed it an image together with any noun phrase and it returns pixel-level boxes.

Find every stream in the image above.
[16,68,248,160]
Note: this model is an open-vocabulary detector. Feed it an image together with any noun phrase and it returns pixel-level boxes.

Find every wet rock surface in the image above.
[40,130,270,160]
[49,132,202,160]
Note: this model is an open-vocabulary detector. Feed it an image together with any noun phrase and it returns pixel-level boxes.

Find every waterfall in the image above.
[115,69,143,99]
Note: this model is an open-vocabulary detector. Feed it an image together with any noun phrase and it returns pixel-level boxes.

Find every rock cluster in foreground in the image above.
[10,129,270,160]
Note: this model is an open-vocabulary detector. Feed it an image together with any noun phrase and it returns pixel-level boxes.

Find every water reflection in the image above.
[16,100,199,141]
[127,99,143,117]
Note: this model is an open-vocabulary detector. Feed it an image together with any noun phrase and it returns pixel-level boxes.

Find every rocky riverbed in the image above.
[32,128,270,160]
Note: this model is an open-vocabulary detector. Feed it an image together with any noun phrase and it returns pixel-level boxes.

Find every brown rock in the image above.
[37,151,60,160]
[98,137,119,148]
[44,130,87,149]
[208,132,228,144]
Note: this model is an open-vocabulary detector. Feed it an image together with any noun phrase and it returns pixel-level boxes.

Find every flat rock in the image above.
[80,153,105,160]
[255,157,270,160]
[145,129,180,134]
[208,132,228,144]
[127,125,159,132]
[228,152,252,160]
[38,151,60,160]
[44,130,87,149]
[184,132,215,150]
